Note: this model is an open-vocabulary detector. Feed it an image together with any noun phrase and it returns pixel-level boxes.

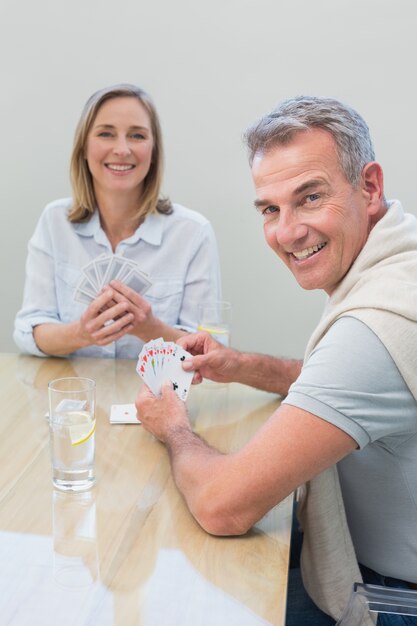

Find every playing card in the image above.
[110,403,140,424]
[136,340,193,401]
[94,255,112,288]
[75,274,97,298]
[164,345,194,401]
[123,268,152,295]
[137,338,162,395]
[115,258,137,282]
[74,289,94,305]
[102,255,127,286]
[74,254,153,305]
[81,260,101,292]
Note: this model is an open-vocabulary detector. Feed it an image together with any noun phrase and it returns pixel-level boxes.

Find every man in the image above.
[136,96,417,625]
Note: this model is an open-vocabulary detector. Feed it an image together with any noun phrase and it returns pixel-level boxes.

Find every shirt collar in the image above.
[73,210,164,246]
[129,212,164,246]
[72,210,101,237]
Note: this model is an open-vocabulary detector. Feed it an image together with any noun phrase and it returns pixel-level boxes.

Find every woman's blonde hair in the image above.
[69,83,171,222]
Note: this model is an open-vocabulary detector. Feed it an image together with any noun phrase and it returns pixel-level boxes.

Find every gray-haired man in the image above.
[136,96,417,625]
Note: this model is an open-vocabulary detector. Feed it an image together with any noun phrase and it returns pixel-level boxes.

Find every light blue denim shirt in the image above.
[14,198,222,359]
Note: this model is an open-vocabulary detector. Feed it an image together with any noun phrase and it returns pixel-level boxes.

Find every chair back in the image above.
[336,582,417,625]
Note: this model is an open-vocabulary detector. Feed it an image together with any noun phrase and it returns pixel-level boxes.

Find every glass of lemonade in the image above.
[48,377,96,492]
[197,300,232,347]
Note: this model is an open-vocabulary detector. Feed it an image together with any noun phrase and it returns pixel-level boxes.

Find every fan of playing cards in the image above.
[74,254,152,304]
[136,338,194,401]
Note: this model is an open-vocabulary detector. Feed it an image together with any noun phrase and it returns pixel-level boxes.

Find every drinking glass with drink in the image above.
[48,377,96,492]
[197,300,232,347]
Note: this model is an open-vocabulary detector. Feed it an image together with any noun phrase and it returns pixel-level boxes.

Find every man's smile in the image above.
[291,241,327,261]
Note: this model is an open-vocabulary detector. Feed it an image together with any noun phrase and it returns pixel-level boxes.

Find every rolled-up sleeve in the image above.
[14,212,61,356]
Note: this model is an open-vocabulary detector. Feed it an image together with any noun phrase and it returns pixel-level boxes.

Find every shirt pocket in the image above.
[145,279,183,325]
[55,261,84,323]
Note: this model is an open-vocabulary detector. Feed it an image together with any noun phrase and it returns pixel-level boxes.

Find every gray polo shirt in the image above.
[283,316,417,581]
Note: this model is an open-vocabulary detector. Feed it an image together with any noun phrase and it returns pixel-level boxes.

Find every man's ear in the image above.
[361,161,384,214]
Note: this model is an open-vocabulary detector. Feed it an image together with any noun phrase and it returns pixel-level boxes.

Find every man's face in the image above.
[252,128,374,295]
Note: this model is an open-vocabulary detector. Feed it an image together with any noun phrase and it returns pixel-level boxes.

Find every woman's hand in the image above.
[33,287,135,355]
[109,280,164,342]
[77,287,135,346]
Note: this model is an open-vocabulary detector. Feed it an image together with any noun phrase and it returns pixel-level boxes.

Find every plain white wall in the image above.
[1,0,416,358]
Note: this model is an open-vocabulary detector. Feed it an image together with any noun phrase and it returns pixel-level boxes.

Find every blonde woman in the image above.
[14,84,221,358]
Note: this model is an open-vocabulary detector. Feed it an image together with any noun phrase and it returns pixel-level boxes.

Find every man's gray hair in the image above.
[244,96,375,186]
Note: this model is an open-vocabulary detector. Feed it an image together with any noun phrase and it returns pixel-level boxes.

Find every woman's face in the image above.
[85,97,154,201]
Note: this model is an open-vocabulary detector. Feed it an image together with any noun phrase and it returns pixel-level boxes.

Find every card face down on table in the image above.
[136,338,193,401]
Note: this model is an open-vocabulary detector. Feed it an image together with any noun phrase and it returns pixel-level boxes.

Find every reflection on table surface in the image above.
[0,353,292,626]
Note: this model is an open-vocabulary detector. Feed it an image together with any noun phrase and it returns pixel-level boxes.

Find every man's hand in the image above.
[177,331,241,384]
[178,332,302,394]
[136,380,191,443]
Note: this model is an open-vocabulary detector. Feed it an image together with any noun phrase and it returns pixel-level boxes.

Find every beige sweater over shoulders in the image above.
[298,200,417,621]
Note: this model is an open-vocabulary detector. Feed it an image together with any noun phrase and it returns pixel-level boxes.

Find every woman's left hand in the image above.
[108,279,160,341]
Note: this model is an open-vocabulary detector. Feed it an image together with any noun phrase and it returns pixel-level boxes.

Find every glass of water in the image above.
[48,377,96,492]
[197,300,232,347]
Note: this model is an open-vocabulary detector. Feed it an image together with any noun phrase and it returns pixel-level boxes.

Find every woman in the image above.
[14,84,221,359]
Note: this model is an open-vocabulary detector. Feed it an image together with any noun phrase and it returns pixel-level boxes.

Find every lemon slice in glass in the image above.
[197,325,229,335]
[67,411,96,446]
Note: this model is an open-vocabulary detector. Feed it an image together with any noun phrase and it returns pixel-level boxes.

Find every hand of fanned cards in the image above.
[136,338,193,401]
[74,253,152,304]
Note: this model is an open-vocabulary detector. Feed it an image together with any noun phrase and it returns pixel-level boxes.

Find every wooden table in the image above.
[0,353,292,626]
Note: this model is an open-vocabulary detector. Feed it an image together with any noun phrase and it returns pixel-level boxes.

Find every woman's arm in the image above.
[14,205,136,356]
[32,288,136,356]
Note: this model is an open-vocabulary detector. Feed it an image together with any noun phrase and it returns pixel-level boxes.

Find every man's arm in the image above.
[136,383,357,536]
[229,351,302,395]
[178,332,302,396]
